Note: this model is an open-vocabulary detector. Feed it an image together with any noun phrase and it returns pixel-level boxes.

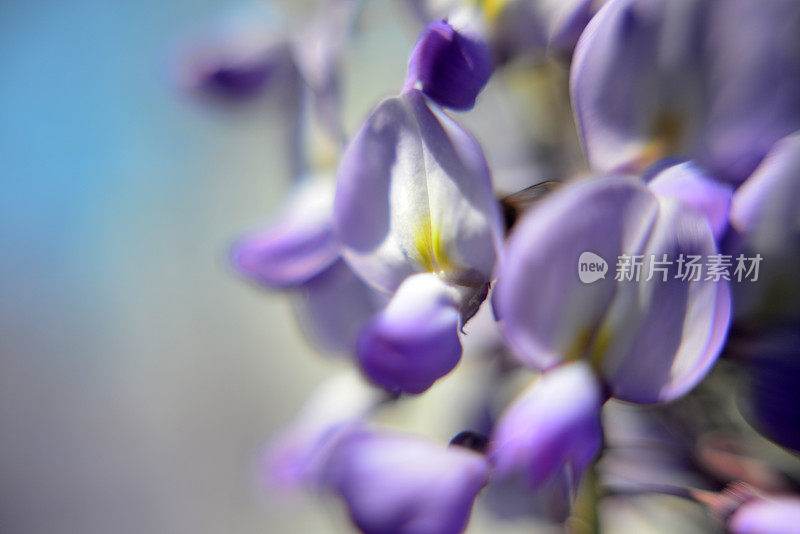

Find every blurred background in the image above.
[0,0,417,532]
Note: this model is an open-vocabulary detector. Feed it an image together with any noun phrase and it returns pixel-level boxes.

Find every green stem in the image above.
[568,462,601,534]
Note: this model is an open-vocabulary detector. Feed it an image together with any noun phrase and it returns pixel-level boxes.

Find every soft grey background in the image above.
[0,0,407,532]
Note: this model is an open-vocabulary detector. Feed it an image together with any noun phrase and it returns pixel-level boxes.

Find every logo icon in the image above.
[578,252,608,284]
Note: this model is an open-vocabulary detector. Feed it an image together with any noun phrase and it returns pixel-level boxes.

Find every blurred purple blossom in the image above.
[493,176,731,403]
[728,495,800,534]
[489,361,603,494]
[572,0,800,184]
[318,427,490,534]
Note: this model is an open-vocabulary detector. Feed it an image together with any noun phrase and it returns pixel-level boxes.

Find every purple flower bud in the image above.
[729,496,800,534]
[319,428,489,534]
[357,274,462,394]
[405,20,492,111]
[489,362,604,491]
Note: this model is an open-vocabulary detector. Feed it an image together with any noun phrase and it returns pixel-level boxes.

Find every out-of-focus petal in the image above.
[334,89,502,294]
[735,325,800,453]
[485,0,548,65]
[357,274,462,394]
[572,0,800,184]
[298,259,387,354]
[263,371,383,489]
[494,176,659,370]
[494,176,730,403]
[647,161,733,241]
[291,0,359,143]
[405,20,492,111]
[730,135,800,242]
[700,0,800,184]
[320,428,489,534]
[231,178,339,288]
[571,0,708,174]
[729,134,800,321]
[481,469,572,522]
[547,0,609,56]
[729,496,800,534]
[588,196,728,403]
[489,361,604,490]
[599,401,706,493]
[175,5,295,100]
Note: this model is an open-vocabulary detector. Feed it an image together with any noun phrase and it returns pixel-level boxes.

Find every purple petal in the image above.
[357,274,462,395]
[176,6,294,101]
[571,0,708,174]
[729,496,800,534]
[548,0,609,56]
[494,176,730,403]
[729,134,800,320]
[484,1,548,65]
[231,178,339,288]
[481,470,572,522]
[736,325,800,453]
[334,89,502,294]
[730,134,800,251]
[600,401,703,493]
[263,372,382,489]
[489,361,603,490]
[291,0,359,143]
[405,20,493,111]
[591,196,729,403]
[571,0,800,184]
[320,428,489,534]
[298,259,387,354]
[647,161,733,243]
[699,0,800,184]
[494,176,659,370]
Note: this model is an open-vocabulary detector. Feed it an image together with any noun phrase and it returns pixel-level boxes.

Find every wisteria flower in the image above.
[318,427,490,534]
[571,0,800,183]
[232,176,384,353]
[489,361,604,493]
[334,22,502,392]
[494,175,731,403]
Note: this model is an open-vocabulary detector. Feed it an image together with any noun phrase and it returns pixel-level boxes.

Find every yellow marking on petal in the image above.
[565,327,595,363]
[588,324,614,370]
[412,219,451,274]
[633,111,684,171]
[472,0,512,22]
[565,322,615,370]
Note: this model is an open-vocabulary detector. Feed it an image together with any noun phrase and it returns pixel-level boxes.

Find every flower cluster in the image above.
[180,0,800,532]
